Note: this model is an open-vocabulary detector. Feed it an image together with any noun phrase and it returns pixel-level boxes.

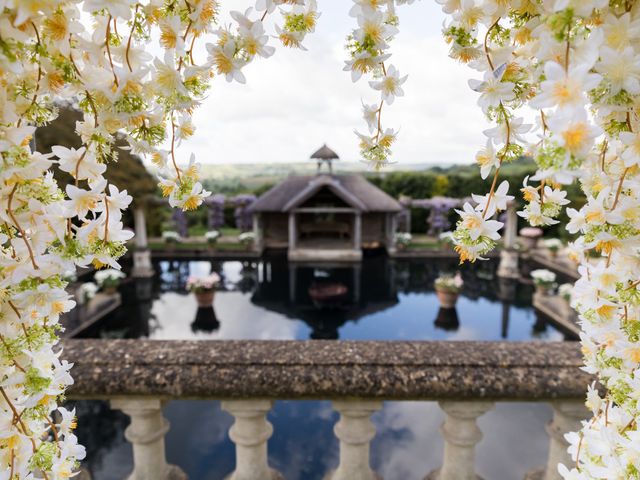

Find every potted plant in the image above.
[186,273,221,307]
[94,269,126,295]
[558,283,574,317]
[438,231,454,250]
[238,231,255,250]
[434,273,464,308]
[531,269,556,295]
[394,232,412,250]
[205,230,221,249]
[541,238,563,258]
[162,230,181,246]
[77,282,98,306]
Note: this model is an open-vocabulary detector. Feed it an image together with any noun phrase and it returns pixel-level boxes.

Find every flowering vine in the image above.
[440,0,640,477]
[345,0,410,170]
[0,0,315,477]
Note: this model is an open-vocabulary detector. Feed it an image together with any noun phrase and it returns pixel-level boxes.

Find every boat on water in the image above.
[308,282,348,308]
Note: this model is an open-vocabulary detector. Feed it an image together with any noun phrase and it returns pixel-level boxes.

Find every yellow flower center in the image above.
[160,25,177,50]
[562,123,588,152]
[627,347,640,363]
[183,195,201,211]
[463,215,481,230]
[552,83,572,104]
[585,209,605,224]
[44,12,68,41]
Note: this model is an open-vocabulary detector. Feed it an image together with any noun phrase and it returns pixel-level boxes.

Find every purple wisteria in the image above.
[205,194,226,230]
[233,194,256,232]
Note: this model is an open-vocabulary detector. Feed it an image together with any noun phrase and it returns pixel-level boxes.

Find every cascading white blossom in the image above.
[439,0,640,478]
[0,0,316,477]
[345,0,410,170]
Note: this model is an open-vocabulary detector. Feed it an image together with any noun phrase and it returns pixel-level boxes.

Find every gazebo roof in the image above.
[310,144,339,160]
[249,174,402,213]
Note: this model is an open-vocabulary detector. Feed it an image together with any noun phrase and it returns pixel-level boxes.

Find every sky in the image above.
[178,1,489,166]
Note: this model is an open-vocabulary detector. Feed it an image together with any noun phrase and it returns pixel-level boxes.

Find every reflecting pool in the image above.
[72,254,572,480]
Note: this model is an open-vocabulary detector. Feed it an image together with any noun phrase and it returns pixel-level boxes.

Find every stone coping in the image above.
[63,339,592,401]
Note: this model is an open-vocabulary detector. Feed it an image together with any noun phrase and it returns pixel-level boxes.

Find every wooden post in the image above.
[354,212,362,251]
[253,213,263,253]
[288,212,296,250]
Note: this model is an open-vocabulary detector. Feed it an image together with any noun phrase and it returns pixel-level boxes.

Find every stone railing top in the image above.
[63,339,591,401]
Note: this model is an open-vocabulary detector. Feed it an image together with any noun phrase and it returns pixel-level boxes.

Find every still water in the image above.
[72,255,570,480]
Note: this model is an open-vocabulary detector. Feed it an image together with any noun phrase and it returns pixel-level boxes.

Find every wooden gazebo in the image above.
[250,147,402,262]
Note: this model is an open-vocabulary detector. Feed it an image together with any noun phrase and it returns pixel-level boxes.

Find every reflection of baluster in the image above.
[221,400,283,480]
[426,401,493,480]
[326,400,382,480]
[525,401,588,480]
[111,398,186,480]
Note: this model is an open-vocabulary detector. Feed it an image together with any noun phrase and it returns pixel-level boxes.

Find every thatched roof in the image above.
[250,174,402,213]
[310,144,339,160]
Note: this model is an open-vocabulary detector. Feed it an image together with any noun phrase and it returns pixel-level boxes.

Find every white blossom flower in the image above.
[368,65,407,105]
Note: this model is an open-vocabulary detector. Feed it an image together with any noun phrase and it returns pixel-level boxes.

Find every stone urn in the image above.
[103,286,118,295]
[561,298,575,318]
[519,227,543,251]
[194,290,215,307]
[435,288,459,308]
[534,284,553,296]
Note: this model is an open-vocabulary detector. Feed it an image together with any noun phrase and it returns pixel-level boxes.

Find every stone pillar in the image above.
[354,212,362,250]
[221,400,283,480]
[111,398,186,480]
[525,401,588,480]
[498,202,519,279]
[502,202,518,249]
[132,208,154,278]
[497,250,519,279]
[326,400,382,480]
[288,212,296,250]
[134,208,148,249]
[427,401,494,480]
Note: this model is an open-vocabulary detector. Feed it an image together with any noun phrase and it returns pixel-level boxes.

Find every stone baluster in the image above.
[525,401,588,480]
[111,398,186,480]
[221,400,283,480]
[427,401,494,480]
[327,400,382,480]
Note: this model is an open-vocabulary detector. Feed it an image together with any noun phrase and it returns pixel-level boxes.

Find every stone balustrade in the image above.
[63,340,592,480]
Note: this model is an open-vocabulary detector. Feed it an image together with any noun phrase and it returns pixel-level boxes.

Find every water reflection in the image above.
[73,255,570,480]
[191,306,221,333]
[79,255,566,342]
[433,307,459,331]
[73,399,553,480]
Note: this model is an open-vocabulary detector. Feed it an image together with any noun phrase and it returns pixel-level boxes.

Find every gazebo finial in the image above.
[310,144,339,175]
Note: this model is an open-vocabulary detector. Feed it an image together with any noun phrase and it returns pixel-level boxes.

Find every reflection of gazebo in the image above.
[250,256,399,339]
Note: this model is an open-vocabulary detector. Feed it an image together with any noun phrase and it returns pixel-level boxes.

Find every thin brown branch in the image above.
[7,184,38,270]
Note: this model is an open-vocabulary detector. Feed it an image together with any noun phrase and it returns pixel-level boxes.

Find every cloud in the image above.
[177,2,488,166]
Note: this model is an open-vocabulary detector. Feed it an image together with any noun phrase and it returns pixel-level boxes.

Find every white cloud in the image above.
[177,1,488,166]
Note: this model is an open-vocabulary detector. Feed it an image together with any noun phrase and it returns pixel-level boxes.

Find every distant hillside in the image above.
[198,160,440,180]
[196,157,536,192]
